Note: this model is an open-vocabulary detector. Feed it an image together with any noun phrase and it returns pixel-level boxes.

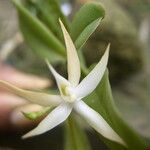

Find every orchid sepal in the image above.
[0,80,62,106]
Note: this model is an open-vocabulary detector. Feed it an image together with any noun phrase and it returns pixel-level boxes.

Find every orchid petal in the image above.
[59,19,80,87]
[22,102,72,138]
[74,101,126,146]
[0,80,62,106]
[46,60,70,97]
[75,45,110,99]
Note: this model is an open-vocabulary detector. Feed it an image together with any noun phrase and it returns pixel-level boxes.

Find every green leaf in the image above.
[75,18,102,50]
[12,0,66,62]
[70,2,105,50]
[25,0,69,40]
[64,116,91,150]
[85,70,149,150]
[22,107,51,120]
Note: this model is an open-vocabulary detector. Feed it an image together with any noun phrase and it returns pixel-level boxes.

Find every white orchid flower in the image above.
[0,20,125,146]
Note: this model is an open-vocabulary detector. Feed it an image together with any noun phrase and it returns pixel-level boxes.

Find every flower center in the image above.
[60,85,76,103]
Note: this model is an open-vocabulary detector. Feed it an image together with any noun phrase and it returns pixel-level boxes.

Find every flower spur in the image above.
[0,19,125,146]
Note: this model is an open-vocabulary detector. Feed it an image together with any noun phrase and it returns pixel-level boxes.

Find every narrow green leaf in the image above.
[75,18,102,50]
[25,0,69,40]
[22,107,51,120]
[64,116,91,150]
[85,71,149,150]
[70,2,105,50]
[12,0,66,62]
[19,18,64,62]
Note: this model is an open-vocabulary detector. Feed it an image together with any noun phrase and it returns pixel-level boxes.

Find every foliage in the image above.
[85,71,148,150]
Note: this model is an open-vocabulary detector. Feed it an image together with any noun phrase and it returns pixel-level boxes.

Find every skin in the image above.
[0,92,25,130]
[0,62,50,131]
